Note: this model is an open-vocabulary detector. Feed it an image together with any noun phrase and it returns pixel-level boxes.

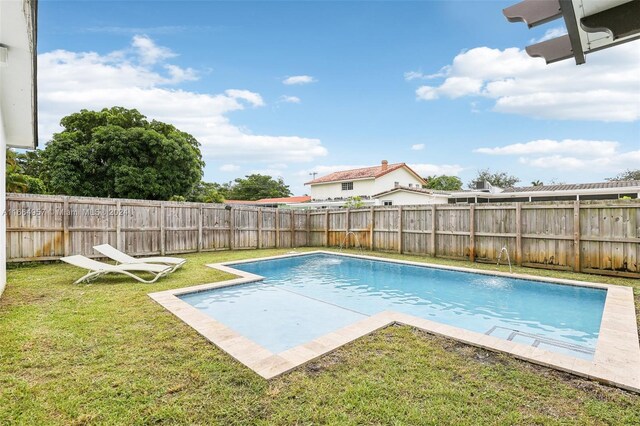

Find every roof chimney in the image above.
[381,160,388,171]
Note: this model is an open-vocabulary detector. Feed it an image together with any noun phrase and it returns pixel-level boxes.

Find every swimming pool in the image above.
[179,253,606,359]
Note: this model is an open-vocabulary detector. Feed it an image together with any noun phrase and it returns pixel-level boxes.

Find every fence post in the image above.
[573,200,581,272]
[431,204,437,257]
[115,200,122,251]
[290,209,295,248]
[63,196,70,256]
[197,205,203,252]
[325,209,329,247]
[469,204,475,262]
[397,206,403,254]
[275,209,280,249]
[515,203,522,266]
[369,206,375,250]
[160,203,165,255]
[229,207,235,250]
[305,210,311,247]
[345,208,350,249]
[257,208,263,249]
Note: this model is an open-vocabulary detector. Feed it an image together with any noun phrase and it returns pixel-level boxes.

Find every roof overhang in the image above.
[0,0,38,149]
[504,0,640,65]
[372,188,450,199]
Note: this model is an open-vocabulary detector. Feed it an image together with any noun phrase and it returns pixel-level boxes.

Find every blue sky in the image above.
[38,1,640,194]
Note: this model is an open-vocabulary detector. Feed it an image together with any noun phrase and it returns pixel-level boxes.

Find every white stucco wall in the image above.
[309,178,376,200]
[309,167,425,201]
[373,168,424,193]
[1,113,6,294]
[376,190,449,206]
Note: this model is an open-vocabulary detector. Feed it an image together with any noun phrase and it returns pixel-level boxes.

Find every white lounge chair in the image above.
[93,244,187,272]
[61,255,173,284]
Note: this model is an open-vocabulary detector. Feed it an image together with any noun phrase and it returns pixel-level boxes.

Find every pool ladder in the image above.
[485,326,594,356]
[339,231,364,254]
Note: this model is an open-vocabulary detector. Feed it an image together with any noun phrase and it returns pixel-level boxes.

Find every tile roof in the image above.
[502,180,640,193]
[306,163,424,185]
[256,196,311,203]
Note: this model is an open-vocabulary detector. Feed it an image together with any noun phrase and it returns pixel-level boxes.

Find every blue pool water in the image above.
[179,254,607,358]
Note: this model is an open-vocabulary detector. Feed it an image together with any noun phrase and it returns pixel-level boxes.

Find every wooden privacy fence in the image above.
[5,194,309,262]
[5,194,640,278]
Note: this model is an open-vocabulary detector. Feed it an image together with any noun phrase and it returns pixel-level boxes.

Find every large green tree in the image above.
[226,174,291,200]
[5,149,46,194]
[423,175,463,191]
[606,169,640,181]
[42,107,204,200]
[468,169,520,189]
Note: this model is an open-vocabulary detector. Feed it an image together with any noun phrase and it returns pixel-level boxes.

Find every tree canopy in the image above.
[41,107,204,200]
[423,175,463,191]
[5,149,46,194]
[606,169,640,181]
[468,169,520,189]
[187,181,226,203]
[225,174,291,201]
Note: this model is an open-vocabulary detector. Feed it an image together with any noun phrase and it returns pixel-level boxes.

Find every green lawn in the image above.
[1,248,639,425]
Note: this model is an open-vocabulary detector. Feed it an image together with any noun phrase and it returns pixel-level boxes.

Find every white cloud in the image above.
[411,144,425,151]
[408,163,464,176]
[268,163,288,169]
[476,139,640,172]
[530,27,567,44]
[404,68,449,81]
[248,168,285,178]
[283,75,316,85]
[519,152,640,171]
[279,95,301,104]
[413,43,640,122]
[38,36,328,164]
[475,139,619,157]
[220,164,240,172]
[131,35,176,65]
[163,64,198,84]
[224,89,265,107]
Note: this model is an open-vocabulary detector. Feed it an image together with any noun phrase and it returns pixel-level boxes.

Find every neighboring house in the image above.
[303,161,428,207]
[1,0,38,295]
[225,196,311,208]
[372,185,449,206]
[449,181,640,204]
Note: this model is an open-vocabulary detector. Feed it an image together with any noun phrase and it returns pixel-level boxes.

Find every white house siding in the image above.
[376,191,449,206]
[1,0,38,295]
[310,178,376,200]
[373,168,424,193]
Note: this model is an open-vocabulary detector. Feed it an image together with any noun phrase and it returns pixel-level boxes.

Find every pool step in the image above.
[485,326,595,356]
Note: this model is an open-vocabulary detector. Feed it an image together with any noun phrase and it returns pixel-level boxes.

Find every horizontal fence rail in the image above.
[5,194,640,278]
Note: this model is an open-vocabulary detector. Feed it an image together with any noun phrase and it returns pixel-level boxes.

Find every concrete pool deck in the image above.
[148,251,640,393]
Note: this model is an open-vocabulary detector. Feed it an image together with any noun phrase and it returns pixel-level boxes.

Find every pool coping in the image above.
[148,250,640,393]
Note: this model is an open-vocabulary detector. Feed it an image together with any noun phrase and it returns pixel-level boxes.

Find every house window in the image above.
[342,182,354,191]
[383,200,393,206]
[408,183,413,188]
